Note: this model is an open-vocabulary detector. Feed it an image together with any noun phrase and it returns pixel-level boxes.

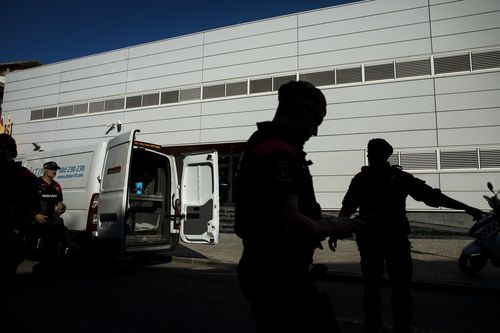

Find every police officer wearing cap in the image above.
[234,80,360,333]
[32,161,68,274]
[338,138,483,333]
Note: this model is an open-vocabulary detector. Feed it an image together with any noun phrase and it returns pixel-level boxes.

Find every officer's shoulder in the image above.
[390,165,414,179]
[252,138,298,158]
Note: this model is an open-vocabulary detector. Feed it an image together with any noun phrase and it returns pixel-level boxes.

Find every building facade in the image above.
[3,0,500,226]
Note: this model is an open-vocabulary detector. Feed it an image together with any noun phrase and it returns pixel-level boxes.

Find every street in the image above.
[9,253,500,333]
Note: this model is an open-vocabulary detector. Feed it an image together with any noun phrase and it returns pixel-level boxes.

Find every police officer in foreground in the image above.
[0,134,40,329]
[234,80,360,333]
[337,138,483,333]
[32,161,68,274]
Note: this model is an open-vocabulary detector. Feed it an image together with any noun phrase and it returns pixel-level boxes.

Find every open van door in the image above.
[97,130,138,250]
[180,151,219,244]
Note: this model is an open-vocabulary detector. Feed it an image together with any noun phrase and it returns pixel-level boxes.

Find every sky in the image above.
[1,0,359,65]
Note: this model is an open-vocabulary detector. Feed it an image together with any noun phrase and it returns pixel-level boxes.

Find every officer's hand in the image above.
[57,202,67,214]
[35,214,48,224]
[465,207,484,221]
[328,237,337,252]
[326,216,358,239]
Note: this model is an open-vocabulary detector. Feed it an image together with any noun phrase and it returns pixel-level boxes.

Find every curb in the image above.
[172,256,500,294]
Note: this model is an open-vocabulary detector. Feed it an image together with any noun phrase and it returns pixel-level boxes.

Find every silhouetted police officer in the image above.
[0,134,40,329]
[235,81,360,333]
[338,138,483,333]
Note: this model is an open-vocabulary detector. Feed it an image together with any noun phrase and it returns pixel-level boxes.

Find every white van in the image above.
[18,129,219,255]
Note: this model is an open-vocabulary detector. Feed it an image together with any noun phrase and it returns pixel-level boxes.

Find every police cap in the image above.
[367,138,393,159]
[43,161,61,170]
[0,133,18,158]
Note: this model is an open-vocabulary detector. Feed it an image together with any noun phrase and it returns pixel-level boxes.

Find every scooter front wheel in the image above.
[458,253,488,274]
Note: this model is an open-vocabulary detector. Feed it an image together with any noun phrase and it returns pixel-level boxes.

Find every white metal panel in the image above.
[59,83,127,103]
[127,46,203,70]
[4,109,31,126]
[306,130,438,152]
[4,63,62,83]
[4,73,60,93]
[434,72,500,94]
[125,71,203,93]
[60,49,129,71]
[48,126,116,142]
[59,72,127,92]
[204,15,297,44]
[299,23,430,55]
[329,94,436,119]
[299,7,429,41]
[2,95,59,111]
[203,57,297,82]
[124,104,201,123]
[128,33,204,58]
[430,0,500,21]
[200,125,256,143]
[441,172,500,192]
[299,0,427,26]
[204,29,297,57]
[313,175,357,193]
[201,94,276,116]
[431,11,500,37]
[320,113,436,136]
[307,150,366,176]
[60,60,128,82]
[323,79,434,104]
[438,127,500,146]
[137,130,201,146]
[55,112,124,129]
[14,130,57,146]
[3,84,60,103]
[315,192,348,210]
[437,108,500,129]
[132,116,200,134]
[127,58,202,81]
[203,43,297,69]
[299,39,431,69]
[432,29,500,53]
[17,137,105,155]
[200,109,274,129]
[436,90,500,111]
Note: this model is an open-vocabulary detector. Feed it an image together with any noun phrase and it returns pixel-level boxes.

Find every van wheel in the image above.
[458,253,488,274]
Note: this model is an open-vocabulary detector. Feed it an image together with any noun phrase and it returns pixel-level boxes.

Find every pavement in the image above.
[172,222,500,292]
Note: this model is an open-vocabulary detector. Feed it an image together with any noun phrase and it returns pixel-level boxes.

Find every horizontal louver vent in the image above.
[440,150,478,169]
[396,59,431,78]
[365,63,394,81]
[273,75,296,91]
[480,149,500,168]
[299,70,335,87]
[400,152,437,170]
[472,50,500,71]
[126,95,142,109]
[388,153,399,166]
[179,87,200,101]
[250,78,272,93]
[337,66,362,84]
[203,84,225,99]
[161,90,179,104]
[104,98,124,111]
[434,54,470,74]
[226,81,247,96]
[142,93,159,106]
[58,105,73,117]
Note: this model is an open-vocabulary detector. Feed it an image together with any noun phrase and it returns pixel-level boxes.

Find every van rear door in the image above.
[97,130,138,250]
[180,151,219,244]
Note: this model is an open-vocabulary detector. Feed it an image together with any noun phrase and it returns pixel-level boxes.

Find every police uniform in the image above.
[235,121,337,332]
[340,164,442,332]
[38,176,64,219]
[31,170,67,271]
[0,160,40,277]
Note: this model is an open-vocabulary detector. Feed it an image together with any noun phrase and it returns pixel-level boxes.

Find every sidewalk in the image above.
[173,231,500,292]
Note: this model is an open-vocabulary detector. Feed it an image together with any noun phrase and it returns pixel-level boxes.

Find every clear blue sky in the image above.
[1,0,358,65]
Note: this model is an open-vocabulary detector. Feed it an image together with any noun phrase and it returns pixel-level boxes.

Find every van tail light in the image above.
[86,193,99,233]
[174,198,181,230]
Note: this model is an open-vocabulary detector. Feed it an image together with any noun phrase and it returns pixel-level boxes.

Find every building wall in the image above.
[3,0,500,214]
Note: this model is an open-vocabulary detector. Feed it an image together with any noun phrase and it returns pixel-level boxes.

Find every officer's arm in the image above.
[280,194,358,240]
[408,175,483,220]
[339,177,360,217]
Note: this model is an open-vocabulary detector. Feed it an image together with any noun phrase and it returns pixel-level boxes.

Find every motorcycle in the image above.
[458,182,500,274]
